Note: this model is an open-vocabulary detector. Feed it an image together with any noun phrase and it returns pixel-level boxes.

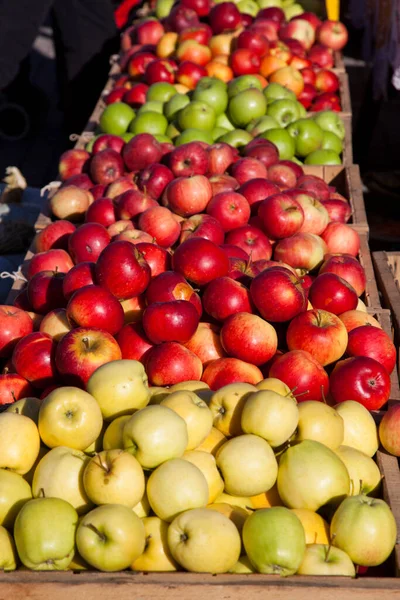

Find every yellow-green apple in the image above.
[146,342,203,387]
[168,507,241,573]
[0,526,17,570]
[339,310,381,333]
[0,412,40,474]
[290,508,330,545]
[269,349,329,402]
[122,405,188,469]
[241,390,299,447]
[334,446,381,495]
[195,426,227,455]
[202,358,263,390]
[32,446,92,515]
[169,380,210,393]
[76,504,145,572]
[38,386,103,450]
[0,469,32,528]
[86,359,149,421]
[133,486,151,518]
[250,484,283,509]
[83,449,145,508]
[6,397,42,423]
[14,497,78,570]
[214,492,253,512]
[182,450,224,503]
[216,434,278,496]
[278,440,350,511]
[0,305,33,358]
[161,391,213,449]
[220,313,278,366]
[39,308,72,341]
[331,495,397,567]
[185,322,226,366]
[147,458,209,522]
[256,377,295,398]
[335,401,379,458]
[132,516,178,571]
[102,415,131,450]
[297,544,356,576]
[208,382,257,437]
[243,507,306,575]
[286,309,348,366]
[229,555,255,573]
[295,401,344,450]
[148,387,171,404]
[207,503,249,536]
[49,186,91,221]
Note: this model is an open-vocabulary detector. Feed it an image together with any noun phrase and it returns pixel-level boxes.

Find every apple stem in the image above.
[38,488,46,498]
[82,337,90,350]
[359,479,363,493]
[85,523,106,542]
[325,535,335,562]
[180,533,189,543]
[247,252,253,270]
[98,456,110,473]
[321,387,327,404]
[293,390,309,398]
[11,390,16,401]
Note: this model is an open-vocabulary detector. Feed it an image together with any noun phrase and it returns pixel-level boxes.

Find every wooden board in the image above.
[373,309,400,406]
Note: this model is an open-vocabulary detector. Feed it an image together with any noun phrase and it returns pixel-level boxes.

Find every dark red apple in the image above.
[66,285,124,335]
[95,241,151,300]
[319,254,366,297]
[209,2,241,34]
[258,193,304,239]
[92,134,125,154]
[173,237,229,286]
[145,271,202,316]
[138,206,181,248]
[309,272,358,315]
[0,306,33,358]
[122,133,163,172]
[269,349,329,401]
[135,242,171,277]
[85,198,116,227]
[12,332,57,389]
[145,342,203,386]
[89,149,125,186]
[116,322,154,363]
[27,270,66,315]
[330,356,390,410]
[168,142,209,177]
[203,276,253,321]
[143,300,199,344]
[62,262,96,301]
[68,223,111,264]
[137,163,174,200]
[180,214,225,245]
[346,326,396,374]
[250,266,307,322]
[115,189,158,221]
[207,143,238,176]
[238,178,280,214]
[225,225,272,261]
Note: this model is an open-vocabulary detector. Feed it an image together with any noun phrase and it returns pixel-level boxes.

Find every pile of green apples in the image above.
[97,76,346,165]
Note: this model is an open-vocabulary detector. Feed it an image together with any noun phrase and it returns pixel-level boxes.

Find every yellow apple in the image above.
[229,555,255,573]
[32,446,93,515]
[209,383,257,437]
[168,507,241,573]
[334,401,379,457]
[68,552,90,571]
[122,405,188,469]
[295,401,344,450]
[161,391,213,450]
[83,449,145,508]
[86,359,150,420]
[214,492,253,512]
[0,526,17,571]
[39,308,72,341]
[207,503,248,535]
[195,427,227,455]
[290,508,330,544]
[182,450,224,503]
[38,387,103,451]
[356,298,367,312]
[103,415,131,450]
[0,468,32,528]
[83,423,106,455]
[0,412,40,474]
[334,445,381,496]
[148,387,170,405]
[169,381,210,393]
[250,483,283,509]
[6,397,42,423]
[76,504,145,572]
[256,377,296,401]
[297,544,356,576]
[241,390,299,447]
[23,445,48,486]
[132,516,178,572]
[147,458,208,522]
[216,434,278,497]
[133,485,151,518]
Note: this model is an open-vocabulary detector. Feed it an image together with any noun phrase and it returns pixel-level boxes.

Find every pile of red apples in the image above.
[0,131,395,414]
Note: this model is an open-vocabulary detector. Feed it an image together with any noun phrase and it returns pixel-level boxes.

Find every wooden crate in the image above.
[370,308,400,407]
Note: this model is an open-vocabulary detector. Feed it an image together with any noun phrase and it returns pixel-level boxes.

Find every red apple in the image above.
[321,223,360,257]
[297,82,317,109]
[138,206,181,247]
[243,140,280,168]
[309,272,358,315]
[250,266,306,322]
[66,285,124,335]
[145,342,203,386]
[317,20,348,51]
[96,241,151,300]
[251,19,279,42]
[230,48,261,76]
[58,149,90,181]
[236,29,269,57]
[85,198,116,227]
[181,0,211,18]
[207,143,238,176]
[68,223,110,264]
[311,93,341,112]
[27,270,66,315]
[12,332,57,389]
[230,157,268,186]
[143,300,199,344]
[258,193,304,239]
[227,257,259,285]
[270,349,329,401]
[107,220,135,238]
[220,244,249,259]
[202,357,263,390]
[293,12,321,30]
[267,163,298,190]
[116,226,155,246]
[115,189,158,221]
[145,271,202,316]
[27,249,74,280]
[286,189,330,236]
[185,322,226,365]
[166,4,200,32]
[206,191,250,232]
[55,327,122,387]
[137,163,174,200]
[220,312,277,366]
[209,2,241,34]
[378,405,400,456]
[104,87,127,104]
[273,232,328,272]
[308,44,334,69]
[176,60,207,89]
[106,177,137,200]
[296,174,330,202]
[173,238,229,286]
[116,322,154,363]
[319,254,366,296]
[315,69,340,93]
[34,221,76,253]
[321,199,351,223]
[0,306,33,358]
[0,373,34,405]
[90,184,107,200]
[179,24,213,44]
[60,173,93,191]
[300,67,316,86]
[135,19,165,45]
[168,143,209,178]
[330,356,390,410]
[62,262,96,301]
[279,19,315,50]
[92,134,125,154]
[127,51,156,78]
[209,174,239,196]
[239,178,280,214]
[89,149,125,186]
[346,326,396,374]
[135,242,171,277]
[339,310,382,333]
[180,214,225,245]
[257,7,285,23]
[287,308,348,366]
[203,276,253,321]
[162,175,212,217]
[225,225,272,261]
[122,133,163,172]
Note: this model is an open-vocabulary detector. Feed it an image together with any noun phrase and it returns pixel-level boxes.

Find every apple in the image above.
[203,276,253,321]
[76,504,145,572]
[243,507,306,575]
[66,284,124,335]
[184,321,226,366]
[304,149,341,165]
[228,89,267,128]
[0,374,34,405]
[196,426,227,455]
[12,332,57,389]
[308,44,334,68]
[62,262,96,300]
[160,390,212,450]
[209,2,241,34]
[122,133,163,172]
[250,267,306,322]
[146,341,203,386]
[143,300,200,345]
[162,175,212,218]
[106,176,137,200]
[207,142,238,176]
[321,223,361,257]
[220,312,277,365]
[340,311,382,334]
[286,190,329,236]
[0,305,33,358]
[290,508,330,545]
[237,29,270,57]
[266,99,300,128]
[266,162,298,189]
[14,497,78,570]
[132,516,178,572]
[180,214,225,246]
[0,526,17,571]
[334,445,381,495]
[89,149,124,186]
[115,190,157,221]
[270,349,329,402]
[208,381,256,437]
[241,389,299,447]
[319,255,366,297]
[258,193,304,239]
[173,237,230,287]
[261,128,295,160]
[295,401,344,450]
[95,241,151,300]
[378,403,400,456]
[317,20,348,51]
[138,206,181,248]
[182,450,224,503]
[27,269,66,315]
[275,232,326,273]
[202,357,263,389]
[330,356,391,410]
[68,223,110,265]
[221,244,249,259]
[225,225,272,261]
[346,325,396,374]
[168,143,209,178]
[178,101,216,132]
[230,157,268,186]
[85,197,116,227]
[0,468,32,528]
[309,273,358,315]
[49,186,91,222]
[297,544,355,576]
[100,102,135,136]
[145,270,202,316]
[322,198,351,223]
[92,134,125,154]
[55,327,121,387]
[117,322,154,363]
[34,220,76,253]
[58,148,89,180]
[230,48,261,76]
[297,173,330,201]
[335,400,379,458]
[27,249,74,280]
[331,495,396,567]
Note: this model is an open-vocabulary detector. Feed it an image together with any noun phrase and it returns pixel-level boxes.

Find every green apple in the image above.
[296,101,307,117]
[85,134,100,152]
[287,118,324,157]
[178,101,216,131]
[261,128,295,159]
[321,130,343,154]
[246,115,280,136]
[228,75,263,98]
[129,111,168,135]
[193,77,228,116]
[100,102,135,136]
[263,82,296,104]
[237,0,259,15]
[212,126,229,140]
[155,0,174,18]
[0,526,17,571]
[284,3,304,18]
[7,397,42,423]
[218,129,253,147]
[76,504,145,572]
[333,446,381,496]
[313,110,346,140]
[257,0,283,7]
[155,134,173,144]
[166,122,181,139]
[277,440,350,511]
[229,555,256,573]
[122,132,134,142]
[334,401,379,458]
[14,497,78,570]
[147,82,177,103]
[137,101,164,115]
[297,544,356,576]
[267,99,300,128]
[216,112,235,131]
[243,507,306,575]
[331,495,397,567]
[175,129,213,145]
[164,93,190,121]
[0,468,32,528]
[228,89,267,127]
[304,149,342,165]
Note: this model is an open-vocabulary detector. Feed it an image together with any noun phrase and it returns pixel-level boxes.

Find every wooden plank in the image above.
[338,71,352,117]
[333,51,345,72]
[377,450,400,575]
[374,309,400,406]
[358,233,381,309]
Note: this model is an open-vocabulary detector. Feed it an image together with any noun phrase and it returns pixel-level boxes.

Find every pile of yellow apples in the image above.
[0,358,396,575]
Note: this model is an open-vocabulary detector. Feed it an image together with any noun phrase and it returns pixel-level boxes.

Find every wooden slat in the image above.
[333,51,345,72]
[358,233,381,309]
[374,309,400,406]
[377,450,400,575]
